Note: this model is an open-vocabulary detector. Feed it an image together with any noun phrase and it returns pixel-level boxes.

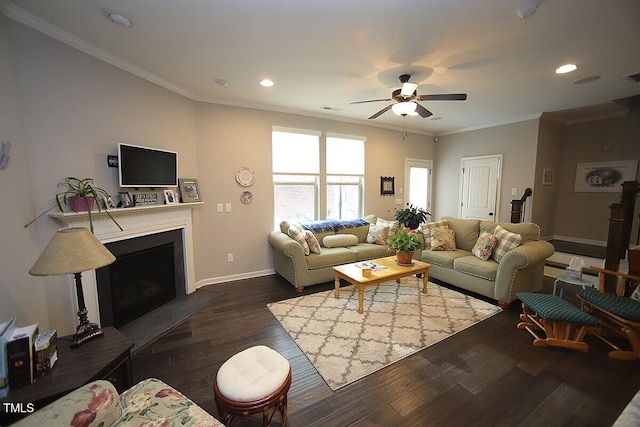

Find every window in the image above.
[272,128,320,228]
[326,135,365,220]
[272,129,365,228]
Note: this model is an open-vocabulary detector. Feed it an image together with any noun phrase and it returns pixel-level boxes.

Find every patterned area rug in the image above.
[267,277,502,390]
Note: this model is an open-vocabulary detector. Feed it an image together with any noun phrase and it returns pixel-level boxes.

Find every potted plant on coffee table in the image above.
[394,204,430,230]
[55,177,122,233]
[388,227,423,265]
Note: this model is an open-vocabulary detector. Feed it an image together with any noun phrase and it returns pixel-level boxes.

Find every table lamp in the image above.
[29,227,116,347]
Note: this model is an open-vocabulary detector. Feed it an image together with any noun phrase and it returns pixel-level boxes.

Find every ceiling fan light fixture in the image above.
[555,63,578,74]
[392,102,417,116]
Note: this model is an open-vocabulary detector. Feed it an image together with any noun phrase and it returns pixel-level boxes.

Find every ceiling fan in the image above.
[350,74,467,119]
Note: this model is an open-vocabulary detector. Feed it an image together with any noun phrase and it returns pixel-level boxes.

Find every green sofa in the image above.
[268,216,390,292]
[418,217,555,307]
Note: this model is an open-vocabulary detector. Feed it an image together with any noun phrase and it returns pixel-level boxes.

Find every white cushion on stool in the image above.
[217,345,290,402]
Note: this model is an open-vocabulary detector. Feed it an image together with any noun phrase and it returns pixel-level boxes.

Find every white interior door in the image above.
[459,155,502,221]
[404,158,433,215]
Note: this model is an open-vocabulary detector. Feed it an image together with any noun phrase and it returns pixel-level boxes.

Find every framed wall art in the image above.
[178,178,202,202]
[380,176,395,195]
[574,160,638,193]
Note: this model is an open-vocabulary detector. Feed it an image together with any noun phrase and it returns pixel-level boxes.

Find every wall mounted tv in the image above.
[118,143,178,188]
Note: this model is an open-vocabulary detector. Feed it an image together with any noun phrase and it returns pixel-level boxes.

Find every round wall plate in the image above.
[236,167,255,187]
[240,191,253,204]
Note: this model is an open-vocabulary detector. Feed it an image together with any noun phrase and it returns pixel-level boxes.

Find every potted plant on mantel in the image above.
[55,177,123,233]
[394,204,431,230]
[388,227,423,265]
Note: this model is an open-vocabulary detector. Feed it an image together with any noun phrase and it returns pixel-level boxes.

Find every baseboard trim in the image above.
[551,235,607,247]
[196,269,275,287]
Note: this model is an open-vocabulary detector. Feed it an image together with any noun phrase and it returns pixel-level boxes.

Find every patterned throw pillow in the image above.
[492,225,522,262]
[376,218,399,243]
[304,230,321,254]
[366,224,389,245]
[472,232,498,261]
[422,220,449,249]
[288,224,310,255]
[431,227,456,251]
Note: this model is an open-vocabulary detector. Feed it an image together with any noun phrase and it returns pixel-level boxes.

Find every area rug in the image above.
[267,277,501,390]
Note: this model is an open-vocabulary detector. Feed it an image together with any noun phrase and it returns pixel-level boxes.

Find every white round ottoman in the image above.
[214,345,291,426]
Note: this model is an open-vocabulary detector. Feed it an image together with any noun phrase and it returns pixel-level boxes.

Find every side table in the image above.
[0,326,133,425]
[553,275,596,308]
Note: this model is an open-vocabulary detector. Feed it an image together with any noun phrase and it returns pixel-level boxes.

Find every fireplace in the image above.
[96,229,185,328]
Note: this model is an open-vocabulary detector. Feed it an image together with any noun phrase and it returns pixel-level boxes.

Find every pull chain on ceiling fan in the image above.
[350,74,467,120]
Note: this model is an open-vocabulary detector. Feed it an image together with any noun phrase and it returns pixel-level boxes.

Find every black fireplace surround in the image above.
[96,229,185,328]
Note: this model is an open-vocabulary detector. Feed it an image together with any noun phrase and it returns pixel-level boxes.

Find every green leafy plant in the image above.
[55,177,122,233]
[394,204,431,230]
[388,227,423,256]
[25,177,123,233]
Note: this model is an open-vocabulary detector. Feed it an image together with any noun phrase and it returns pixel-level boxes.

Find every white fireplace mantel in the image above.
[49,202,202,326]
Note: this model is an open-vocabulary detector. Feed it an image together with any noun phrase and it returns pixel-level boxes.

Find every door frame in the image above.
[404,158,433,212]
[458,154,502,221]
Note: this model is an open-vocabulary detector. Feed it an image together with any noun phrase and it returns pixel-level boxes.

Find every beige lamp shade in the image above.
[29,227,116,276]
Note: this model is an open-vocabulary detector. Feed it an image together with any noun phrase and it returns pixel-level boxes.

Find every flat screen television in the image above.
[118,143,178,188]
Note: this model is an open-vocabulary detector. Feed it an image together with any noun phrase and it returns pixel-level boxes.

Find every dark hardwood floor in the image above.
[130,275,640,427]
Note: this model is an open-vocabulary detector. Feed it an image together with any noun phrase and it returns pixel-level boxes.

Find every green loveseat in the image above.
[418,217,555,307]
[268,216,390,292]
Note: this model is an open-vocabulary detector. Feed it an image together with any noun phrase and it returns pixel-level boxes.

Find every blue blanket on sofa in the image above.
[300,219,368,233]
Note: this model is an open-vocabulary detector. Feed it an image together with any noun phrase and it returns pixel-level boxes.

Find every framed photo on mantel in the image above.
[178,178,202,203]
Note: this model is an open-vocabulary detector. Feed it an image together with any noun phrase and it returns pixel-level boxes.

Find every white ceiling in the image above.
[3,0,640,135]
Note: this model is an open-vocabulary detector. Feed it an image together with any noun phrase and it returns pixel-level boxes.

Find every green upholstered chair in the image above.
[578,266,640,361]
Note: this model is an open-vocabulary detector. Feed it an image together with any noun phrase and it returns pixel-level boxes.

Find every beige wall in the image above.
[551,109,640,243]
[532,119,563,238]
[434,119,539,225]
[0,15,43,327]
[194,103,434,283]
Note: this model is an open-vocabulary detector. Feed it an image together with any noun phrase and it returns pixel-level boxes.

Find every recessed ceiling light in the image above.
[215,79,229,87]
[555,64,578,74]
[517,1,539,19]
[260,79,274,87]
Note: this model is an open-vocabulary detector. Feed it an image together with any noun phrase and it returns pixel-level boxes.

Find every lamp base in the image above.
[71,320,103,347]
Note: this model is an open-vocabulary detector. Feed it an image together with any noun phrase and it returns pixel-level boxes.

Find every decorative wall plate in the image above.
[236,167,255,187]
[240,191,253,204]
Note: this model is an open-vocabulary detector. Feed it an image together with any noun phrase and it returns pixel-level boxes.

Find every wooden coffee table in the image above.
[333,256,430,313]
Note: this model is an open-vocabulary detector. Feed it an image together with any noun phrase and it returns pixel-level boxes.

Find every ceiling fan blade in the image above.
[415,103,433,118]
[368,104,393,119]
[417,93,467,101]
[350,98,392,105]
[401,82,418,97]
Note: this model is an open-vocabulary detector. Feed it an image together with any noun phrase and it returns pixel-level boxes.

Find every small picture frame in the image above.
[380,176,395,195]
[102,195,116,209]
[118,192,134,208]
[178,178,202,203]
[542,168,554,186]
[164,189,177,205]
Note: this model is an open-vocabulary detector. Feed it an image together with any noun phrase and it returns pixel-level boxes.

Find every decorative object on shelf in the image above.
[235,166,255,187]
[118,192,134,208]
[178,178,202,203]
[22,177,123,233]
[240,191,253,204]
[133,193,159,206]
[542,168,554,186]
[574,160,638,193]
[102,195,116,209]
[394,204,430,230]
[163,189,177,205]
[380,176,395,195]
[387,227,423,265]
[29,227,116,347]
